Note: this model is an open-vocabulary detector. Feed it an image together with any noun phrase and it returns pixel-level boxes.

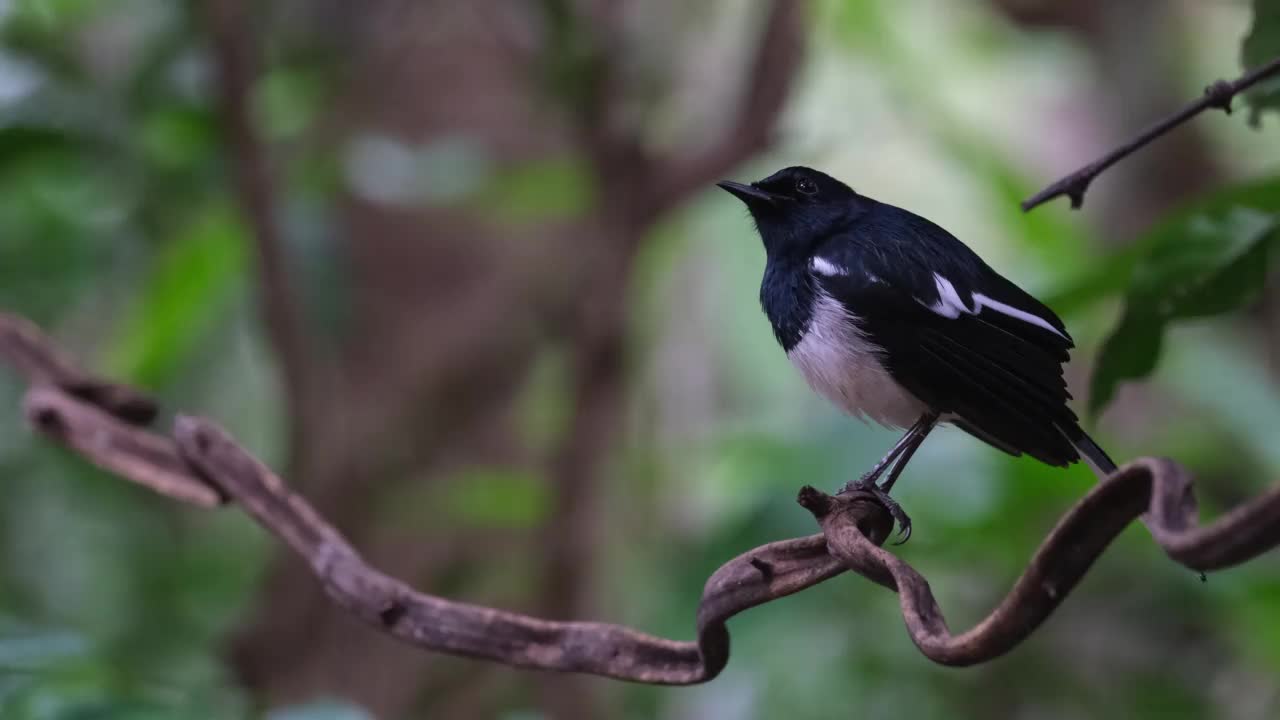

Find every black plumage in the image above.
[813,217,1080,468]
[719,166,1114,528]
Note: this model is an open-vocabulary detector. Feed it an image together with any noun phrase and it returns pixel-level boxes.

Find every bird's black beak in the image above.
[717,180,776,206]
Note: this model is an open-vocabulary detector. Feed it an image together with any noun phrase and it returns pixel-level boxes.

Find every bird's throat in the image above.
[760,259,816,353]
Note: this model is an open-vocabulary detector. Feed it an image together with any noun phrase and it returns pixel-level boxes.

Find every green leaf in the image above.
[1091,309,1165,415]
[0,84,123,169]
[442,466,550,529]
[1,0,102,70]
[821,0,892,53]
[103,205,248,386]
[1090,205,1280,416]
[138,106,216,171]
[374,464,551,531]
[1053,178,1280,315]
[251,67,326,141]
[471,157,595,224]
[0,126,83,168]
[6,0,99,32]
[1243,0,1280,125]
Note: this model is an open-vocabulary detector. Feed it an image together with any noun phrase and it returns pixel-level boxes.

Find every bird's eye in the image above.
[796,178,818,196]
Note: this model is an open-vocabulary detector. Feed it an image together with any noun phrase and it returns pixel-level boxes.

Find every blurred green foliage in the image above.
[472,158,596,226]
[1244,0,1280,124]
[0,1,1279,719]
[1091,179,1280,416]
[1090,3,1280,416]
[106,205,248,387]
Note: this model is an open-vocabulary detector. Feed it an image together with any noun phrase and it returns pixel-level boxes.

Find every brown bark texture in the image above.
[5,311,1280,686]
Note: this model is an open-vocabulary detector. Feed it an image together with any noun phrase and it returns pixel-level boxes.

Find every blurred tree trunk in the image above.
[228,0,561,710]
[222,2,805,717]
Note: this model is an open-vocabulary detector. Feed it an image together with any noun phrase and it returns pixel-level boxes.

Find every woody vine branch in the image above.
[5,311,1280,682]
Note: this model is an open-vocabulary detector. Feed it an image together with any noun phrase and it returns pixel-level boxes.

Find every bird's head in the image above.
[718,166,862,259]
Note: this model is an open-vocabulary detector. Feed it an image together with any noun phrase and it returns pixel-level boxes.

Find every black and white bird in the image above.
[719,166,1115,541]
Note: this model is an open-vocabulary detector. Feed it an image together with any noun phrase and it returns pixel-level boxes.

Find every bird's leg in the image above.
[839,412,937,492]
[839,423,923,494]
[838,411,941,544]
[869,411,940,543]
[879,411,940,494]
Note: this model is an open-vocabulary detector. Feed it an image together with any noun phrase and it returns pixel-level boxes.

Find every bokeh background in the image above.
[2,0,1279,718]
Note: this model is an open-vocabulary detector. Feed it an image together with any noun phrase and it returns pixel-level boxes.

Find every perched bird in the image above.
[718,166,1114,541]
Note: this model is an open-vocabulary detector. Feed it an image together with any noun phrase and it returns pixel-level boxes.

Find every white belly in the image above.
[786,292,927,429]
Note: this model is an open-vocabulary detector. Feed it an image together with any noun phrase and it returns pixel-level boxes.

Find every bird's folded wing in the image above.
[815,269,1081,467]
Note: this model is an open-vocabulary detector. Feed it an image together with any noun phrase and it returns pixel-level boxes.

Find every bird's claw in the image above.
[839,478,912,545]
[837,470,882,495]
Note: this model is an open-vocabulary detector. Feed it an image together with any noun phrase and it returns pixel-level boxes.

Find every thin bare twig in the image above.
[6,310,1280,681]
[1022,55,1280,212]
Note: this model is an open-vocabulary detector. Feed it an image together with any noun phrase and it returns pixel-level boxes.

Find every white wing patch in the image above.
[809,256,846,276]
[972,292,1068,339]
[928,274,969,319]
[926,273,1068,340]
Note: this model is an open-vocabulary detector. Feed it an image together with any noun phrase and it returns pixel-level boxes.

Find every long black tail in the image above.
[1070,429,1117,479]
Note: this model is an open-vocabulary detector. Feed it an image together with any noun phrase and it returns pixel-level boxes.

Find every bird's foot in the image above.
[837,469,883,496]
[838,477,912,545]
